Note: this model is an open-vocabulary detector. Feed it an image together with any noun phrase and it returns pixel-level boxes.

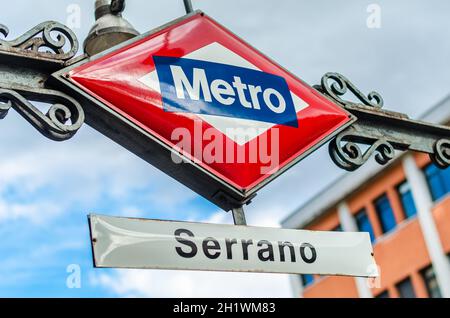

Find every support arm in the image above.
[0,21,84,141]
[315,73,450,171]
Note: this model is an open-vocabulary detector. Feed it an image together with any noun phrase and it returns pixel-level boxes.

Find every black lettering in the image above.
[300,243,317,264]
[225,238,237,259]
[202,237,221,259]
[241,239,253,260]
[257,240,274,262]
[174,228,197,258]
[278,241,296,262]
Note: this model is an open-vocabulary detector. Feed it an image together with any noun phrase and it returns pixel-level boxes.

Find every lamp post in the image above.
[84,0,139,56]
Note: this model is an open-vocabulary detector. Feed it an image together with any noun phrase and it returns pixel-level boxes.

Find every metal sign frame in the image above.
[49,10,356,212]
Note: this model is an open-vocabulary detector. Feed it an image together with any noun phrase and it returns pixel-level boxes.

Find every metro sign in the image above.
[52,11,354,211]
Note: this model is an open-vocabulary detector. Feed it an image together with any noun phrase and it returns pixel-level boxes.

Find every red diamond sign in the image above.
[53,12,354,211]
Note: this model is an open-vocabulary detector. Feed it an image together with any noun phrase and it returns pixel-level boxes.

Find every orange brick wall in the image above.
[302,154,450,298]
[370,218,430,297]
[433,196,450,254]
[303,276,359,298]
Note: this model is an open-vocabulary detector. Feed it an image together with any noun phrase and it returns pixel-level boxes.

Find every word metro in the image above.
[154,56,299,127]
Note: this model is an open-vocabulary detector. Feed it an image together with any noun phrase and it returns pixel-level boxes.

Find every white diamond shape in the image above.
[138,42,309,145]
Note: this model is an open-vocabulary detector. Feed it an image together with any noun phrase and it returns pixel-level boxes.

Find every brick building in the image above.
[282,96,450,298]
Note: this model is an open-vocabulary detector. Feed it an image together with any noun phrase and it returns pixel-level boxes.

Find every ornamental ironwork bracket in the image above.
[0,21,84,141]
[315,72,450,171]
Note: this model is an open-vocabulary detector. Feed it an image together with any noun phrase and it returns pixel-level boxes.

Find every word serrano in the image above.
[174,228,317,263]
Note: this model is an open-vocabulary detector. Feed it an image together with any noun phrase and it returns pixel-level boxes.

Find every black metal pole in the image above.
[232,206,247,225]
[183,0,194,14]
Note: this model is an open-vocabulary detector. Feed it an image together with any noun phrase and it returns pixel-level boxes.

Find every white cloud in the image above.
[90,269,292,298]
[0,115,197,223]
[0,198,60,224]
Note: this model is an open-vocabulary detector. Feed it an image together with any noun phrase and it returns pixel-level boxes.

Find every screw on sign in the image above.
[53,11,354,211]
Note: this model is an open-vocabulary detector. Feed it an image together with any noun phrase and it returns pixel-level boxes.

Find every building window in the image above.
[421,265,442,298]
[396,277,416,298]
[375,290,389,298]
[300,274,314,288]
[374,194,396,234]
[397,181,417,219]
[355,209,375,242]
[424,163,450,202]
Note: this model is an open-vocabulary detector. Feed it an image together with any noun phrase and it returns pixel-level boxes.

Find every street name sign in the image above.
[52,11,355,211]
[89,214,378,277]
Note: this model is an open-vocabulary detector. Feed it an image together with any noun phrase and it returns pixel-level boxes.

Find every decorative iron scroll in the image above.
[329,128,395,172]
[317,72,450,171]
[318,72,384,109]
[0,21,78,61]
[0,21,84,140]
[431,139,450,169]
[0,88,84,141]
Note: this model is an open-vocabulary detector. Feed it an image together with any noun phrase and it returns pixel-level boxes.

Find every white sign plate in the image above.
[89,214,378,277]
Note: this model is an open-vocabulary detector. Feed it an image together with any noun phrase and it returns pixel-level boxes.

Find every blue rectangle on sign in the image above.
[153,56,298,127]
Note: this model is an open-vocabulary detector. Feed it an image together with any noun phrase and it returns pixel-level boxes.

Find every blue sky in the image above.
[0,0,449,297]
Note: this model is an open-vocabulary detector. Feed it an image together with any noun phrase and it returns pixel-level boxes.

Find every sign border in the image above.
[51,11,356,211]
